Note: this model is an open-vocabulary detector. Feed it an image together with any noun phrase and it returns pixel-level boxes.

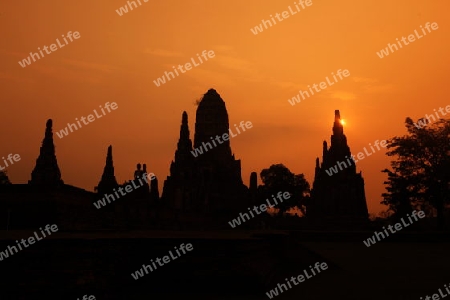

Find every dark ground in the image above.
[0,230,449,299]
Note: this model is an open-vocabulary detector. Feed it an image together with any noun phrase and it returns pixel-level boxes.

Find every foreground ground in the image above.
[0,230,448,299]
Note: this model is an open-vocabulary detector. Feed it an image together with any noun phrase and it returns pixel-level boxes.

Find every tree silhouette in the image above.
[259,164,310,216]
[0,170,11,185]
[382,117,450,229]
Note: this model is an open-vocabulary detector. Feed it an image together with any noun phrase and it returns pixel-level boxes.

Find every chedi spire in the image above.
[175,111,193,162]
[96,145,119,194]
[310,110,368,222]
[29,119,64,186]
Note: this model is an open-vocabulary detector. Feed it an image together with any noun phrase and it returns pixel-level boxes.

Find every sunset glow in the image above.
[1,0,449,216]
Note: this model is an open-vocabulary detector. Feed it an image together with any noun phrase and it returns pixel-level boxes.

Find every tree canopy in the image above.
[0,170,11,185]
[381,117,450,229]
[259,164,310,215]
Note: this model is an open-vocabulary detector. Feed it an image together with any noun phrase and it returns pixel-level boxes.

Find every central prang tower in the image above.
[193,89,243,185]
[162,89,248,218]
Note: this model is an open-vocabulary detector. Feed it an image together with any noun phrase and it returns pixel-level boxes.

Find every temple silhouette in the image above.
[161,89,250,228]
[309,110,369,225]
[0,91,369,230]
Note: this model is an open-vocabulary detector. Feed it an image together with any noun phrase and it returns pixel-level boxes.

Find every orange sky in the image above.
[1,0,449,215]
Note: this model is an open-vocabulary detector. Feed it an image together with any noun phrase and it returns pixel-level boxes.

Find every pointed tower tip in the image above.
[107,146,113,160]
[198,88,223,107]
[332,110,344,137]
[335,110,341,120]
[203,88,222,100]
[182,111,188,123]
[44,119,54,139]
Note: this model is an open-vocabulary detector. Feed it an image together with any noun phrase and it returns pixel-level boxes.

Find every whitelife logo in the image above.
[0,153,21,171]
[376,22,439,59]
[325,139,387,176]
[93,172,156,209]
[76,296,95,300]
[265,262,328,299]
[0,224,58,262]
[131,243,193,280]
[228,191,290,228]
[55,102,118,139]
[420,283,450,300]
[363,210,425,247]
[413,104,450,129]
[288,69,350,106]
[190,121,253,157]
[153,50,215,87]
[115,0,149,16]
[18,31,81,68]
[250,0,313,35]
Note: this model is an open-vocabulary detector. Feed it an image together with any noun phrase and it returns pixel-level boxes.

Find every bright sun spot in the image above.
[340,119,346,125]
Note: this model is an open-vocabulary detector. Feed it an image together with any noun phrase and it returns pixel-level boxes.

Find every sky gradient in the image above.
[1,0,449,215]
